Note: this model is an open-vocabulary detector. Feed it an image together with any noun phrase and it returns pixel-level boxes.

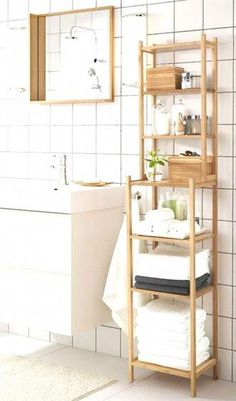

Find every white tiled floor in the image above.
[0,331,235,401]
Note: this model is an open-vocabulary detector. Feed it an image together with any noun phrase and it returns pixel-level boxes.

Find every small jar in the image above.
[191,115,201,135]
[191,75,201,88]
[184,115,192,135]
[181,72,192,89]
[175,199,188,221]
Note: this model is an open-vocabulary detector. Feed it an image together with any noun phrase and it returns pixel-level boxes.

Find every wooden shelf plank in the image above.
[144,88,215,96]
[143,134,214,139]
[142,41,215,54]
[131,232,214,244]
[129,178,216,188]
[132,357,216,379]
[131,285,214,300]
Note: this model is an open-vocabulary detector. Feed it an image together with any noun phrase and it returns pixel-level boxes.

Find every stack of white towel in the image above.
[137,299,210,370]
[134,208,204,239]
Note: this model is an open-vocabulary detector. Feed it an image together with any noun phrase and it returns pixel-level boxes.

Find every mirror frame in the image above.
[29,6,114,104]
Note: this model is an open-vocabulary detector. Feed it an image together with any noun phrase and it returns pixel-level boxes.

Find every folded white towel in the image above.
[137,299,207,325]
[135,244,210,280]
[136,325,205,346]
[138,351,210,371]
[135,219,202,239]
[137,336,210,360]
[136,318,205,334]
[145,208,175,223]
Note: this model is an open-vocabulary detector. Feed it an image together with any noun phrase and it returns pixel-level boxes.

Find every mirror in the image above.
[30,6,114,103]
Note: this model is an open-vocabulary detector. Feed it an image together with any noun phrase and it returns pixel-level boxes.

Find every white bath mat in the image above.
[0,354,116,401]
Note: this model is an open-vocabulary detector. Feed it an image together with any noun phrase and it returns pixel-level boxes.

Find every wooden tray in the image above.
[74,181,113,187]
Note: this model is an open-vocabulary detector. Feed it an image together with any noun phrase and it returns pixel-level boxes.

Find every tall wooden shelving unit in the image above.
[126,34,218,397]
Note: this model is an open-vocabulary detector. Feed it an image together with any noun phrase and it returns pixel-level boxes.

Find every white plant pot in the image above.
[146,171,163,182]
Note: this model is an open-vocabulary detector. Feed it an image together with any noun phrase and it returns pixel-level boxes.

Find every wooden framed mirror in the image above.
[30,6,114,103]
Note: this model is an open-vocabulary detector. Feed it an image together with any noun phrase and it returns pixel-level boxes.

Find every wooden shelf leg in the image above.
[127,176,134,383]
[189,178,197,397]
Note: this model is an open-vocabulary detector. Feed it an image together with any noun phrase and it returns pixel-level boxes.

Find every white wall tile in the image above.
[9,0,28,20]
[73,126,96,153]
[96,326,121,356]
[72,154,96,181]
[73,329,95,351]
[218,60,233,92]
[29,0,50,13]
[218,189,233,221]
[0,0,8,21]
[29,153,51,180]
[219,284,232,318]
[97,154,120,182]
[73,104,96,126]
[0,322,8,332]
[204,0,233,29]
[218,93,233,124]
[8,126,28,152]
[73,0,96,9]
[218,157,232,189]
[218,253,232,286]
[29,126,50,153]
[50,126,72,153]
[175,0,202,32]
[50,0,73,12]
[207,28,233,61]
[51,104,73,126]
[29,104,50,126]
[122,126,139,155]
[121,154,139,182]
[0,127,8,151]
[148,3,174,34]
[122,96,138,125]
[218,125,232,157]
[97,126,120,154]
[218,221,232,253]
[218,348,232,381]
[97,97,120,125]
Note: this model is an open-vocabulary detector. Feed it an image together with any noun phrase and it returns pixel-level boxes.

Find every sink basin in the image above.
[0,179,125,214]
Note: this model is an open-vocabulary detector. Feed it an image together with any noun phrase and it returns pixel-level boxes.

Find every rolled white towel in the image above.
[137,336,210,360]
[136,325,206,346]
[168,219,201,236]
[138,351,210,371]
[145,208,175,223]
[137,299,207,325]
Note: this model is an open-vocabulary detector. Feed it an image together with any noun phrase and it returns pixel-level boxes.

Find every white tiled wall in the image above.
[0,0,235,383]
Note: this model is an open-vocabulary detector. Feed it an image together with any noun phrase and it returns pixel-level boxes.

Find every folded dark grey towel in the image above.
[134,273,210,295]
[135,273,210,289]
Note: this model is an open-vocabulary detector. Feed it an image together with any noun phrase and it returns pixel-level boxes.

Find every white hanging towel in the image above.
[102,199,152,335]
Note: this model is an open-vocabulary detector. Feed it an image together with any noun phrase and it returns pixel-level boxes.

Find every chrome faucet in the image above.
[51,154,69,186]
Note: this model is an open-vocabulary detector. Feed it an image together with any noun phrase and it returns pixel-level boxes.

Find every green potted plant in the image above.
[145,149,168,182]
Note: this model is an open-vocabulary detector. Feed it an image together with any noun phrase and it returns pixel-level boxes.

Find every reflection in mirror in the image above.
[30,7,114,103]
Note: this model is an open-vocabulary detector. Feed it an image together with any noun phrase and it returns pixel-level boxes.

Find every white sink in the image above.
[0,179,125,214]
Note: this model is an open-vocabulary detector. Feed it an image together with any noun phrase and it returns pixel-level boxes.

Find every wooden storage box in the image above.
[168,156,213,180]
[146,66,184,91]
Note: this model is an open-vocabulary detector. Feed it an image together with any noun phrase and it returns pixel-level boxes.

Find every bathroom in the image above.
[0,0,235,400]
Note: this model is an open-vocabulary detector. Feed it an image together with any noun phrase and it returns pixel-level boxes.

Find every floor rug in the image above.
[0,354,116,401]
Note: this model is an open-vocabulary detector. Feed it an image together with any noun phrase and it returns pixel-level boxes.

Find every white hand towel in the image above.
[137,336,210,360]
[137,299,207,325]
[135,245,210,280]
[138,351,210,371]
[136,325,205,346]
[103,199,152,335]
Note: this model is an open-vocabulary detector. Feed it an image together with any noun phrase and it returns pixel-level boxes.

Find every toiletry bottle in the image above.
[175,195,188,221]
[152,101,170,136]
[171,98,188,135]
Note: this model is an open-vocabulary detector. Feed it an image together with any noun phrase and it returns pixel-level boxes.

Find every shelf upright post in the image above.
[151,47,157,210]
[212,37,218,380]
[126,175,134,382]
[189,177,196,397]
[201,33,207,180]
[138,41,145,180]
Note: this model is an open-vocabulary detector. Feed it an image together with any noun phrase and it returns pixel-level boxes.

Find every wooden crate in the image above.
[146,66,184,91]
[168,156,213,180]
